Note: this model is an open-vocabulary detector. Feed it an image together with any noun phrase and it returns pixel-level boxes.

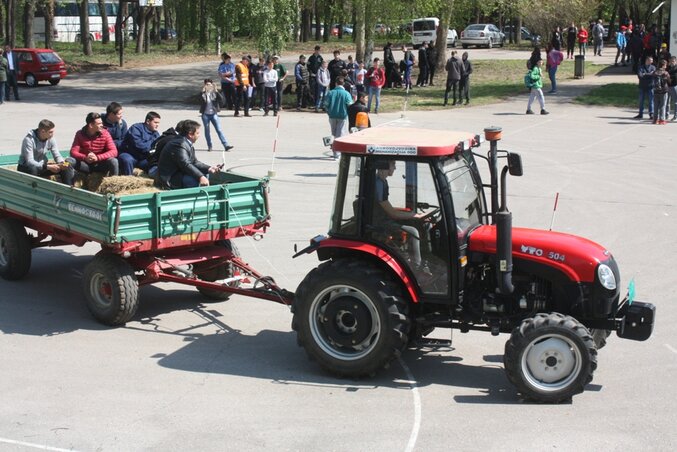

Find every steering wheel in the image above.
[420,206,441,223]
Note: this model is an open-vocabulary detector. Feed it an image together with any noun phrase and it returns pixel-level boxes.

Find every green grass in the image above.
[574,83,637,107]
[346,59,605,112]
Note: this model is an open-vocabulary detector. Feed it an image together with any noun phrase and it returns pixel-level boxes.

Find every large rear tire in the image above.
[293,259,411,377]
[83,253,139,325]
[504,313,596,403]
[0,218,32,281]
[194,240,240,301]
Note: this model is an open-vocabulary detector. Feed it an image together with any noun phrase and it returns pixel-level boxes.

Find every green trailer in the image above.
[0,154,293,325]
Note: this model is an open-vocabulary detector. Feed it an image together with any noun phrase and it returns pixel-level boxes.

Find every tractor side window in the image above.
[330,156,362,236]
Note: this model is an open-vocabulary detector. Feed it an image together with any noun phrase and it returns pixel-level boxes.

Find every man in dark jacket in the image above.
[416,42,429,87]
[307,45,324,103]
[426,42,437,85]
[348,92,371,131]
[383,43,396,88]
[101,102,128,151]
[634,56,656,119]
[295,55,311,110]
[157,120,220,189]
[327,50,346,89]
[3,45,19,101]
[460,52,473,104]
[118,111,161,175]
[444,51,464,106]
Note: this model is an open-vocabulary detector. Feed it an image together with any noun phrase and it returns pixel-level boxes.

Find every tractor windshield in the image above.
[442,156,483,239]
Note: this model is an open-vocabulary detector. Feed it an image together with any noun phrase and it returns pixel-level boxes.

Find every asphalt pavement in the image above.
[0,48,675,452]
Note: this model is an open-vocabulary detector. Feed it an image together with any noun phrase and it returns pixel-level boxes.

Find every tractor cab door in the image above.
[365,158,451,296]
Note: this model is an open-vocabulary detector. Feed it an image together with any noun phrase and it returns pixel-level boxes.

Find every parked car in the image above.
[502,25,541,44]
[159,28,177,40]
[411,17,458,48]
[13,48,67,87]
[460,23,505,48]
[374,23,390,35]
[333,24,353,36]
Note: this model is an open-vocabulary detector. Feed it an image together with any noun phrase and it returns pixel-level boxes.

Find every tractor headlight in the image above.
[597,264,617,290]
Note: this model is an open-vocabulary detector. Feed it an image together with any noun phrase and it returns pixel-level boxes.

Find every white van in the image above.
[411,17,457,49]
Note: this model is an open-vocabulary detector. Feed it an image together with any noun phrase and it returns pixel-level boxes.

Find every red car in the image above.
[13,48,67,87]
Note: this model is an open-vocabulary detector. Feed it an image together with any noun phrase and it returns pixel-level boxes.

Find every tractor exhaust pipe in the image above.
[484,127,514,295]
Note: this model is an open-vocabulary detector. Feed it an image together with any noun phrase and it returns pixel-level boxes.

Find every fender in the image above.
[294,235,420,302]
[468,225,611,283]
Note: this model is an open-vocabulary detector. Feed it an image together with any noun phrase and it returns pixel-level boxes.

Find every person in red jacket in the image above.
[577,26,588,56]
[67,112,119,176]
[366,58,386,113]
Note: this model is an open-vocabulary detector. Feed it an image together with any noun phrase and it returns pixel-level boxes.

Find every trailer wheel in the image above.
[194,240,241,301]
[590,329,611,349]
[504,313,597,403]
[293,259,411,377]
[83,253,139,326]
[0,218,32,281]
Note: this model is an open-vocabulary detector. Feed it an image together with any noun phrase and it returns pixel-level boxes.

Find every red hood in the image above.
[468,225,611,283]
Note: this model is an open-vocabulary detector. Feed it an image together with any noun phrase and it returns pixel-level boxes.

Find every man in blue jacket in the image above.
[118,111,161,175]
[101,102,128,151]
[324,76,353,160]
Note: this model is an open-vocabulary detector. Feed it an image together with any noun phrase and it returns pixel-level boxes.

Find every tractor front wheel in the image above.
[83,253,139,325]
[504,313,597,403]
[293,259,411,377]
[0,218,32,281]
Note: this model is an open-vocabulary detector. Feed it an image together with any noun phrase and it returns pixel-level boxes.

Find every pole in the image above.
[549,192,559,231]
[268,113,281,178]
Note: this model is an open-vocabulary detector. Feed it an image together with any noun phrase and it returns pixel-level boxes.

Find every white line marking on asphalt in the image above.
[398,357,421,452]
[0,437,79,452]
[665,344,677,354]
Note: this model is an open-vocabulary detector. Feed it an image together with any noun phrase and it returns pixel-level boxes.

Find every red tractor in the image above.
[292,127,655,403]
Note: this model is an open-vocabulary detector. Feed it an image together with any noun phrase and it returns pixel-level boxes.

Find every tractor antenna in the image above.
[549,192,559,231]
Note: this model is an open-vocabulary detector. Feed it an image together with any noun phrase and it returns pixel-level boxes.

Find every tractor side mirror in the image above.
[507,153,523,176]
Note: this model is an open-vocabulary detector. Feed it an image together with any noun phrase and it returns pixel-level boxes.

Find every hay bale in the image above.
[96,175,159,196]
[87,172,106,192]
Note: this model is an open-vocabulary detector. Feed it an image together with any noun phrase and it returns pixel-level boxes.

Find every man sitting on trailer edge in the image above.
[18,119,74,186]
[156,120,221,189]
[67,112,119,176]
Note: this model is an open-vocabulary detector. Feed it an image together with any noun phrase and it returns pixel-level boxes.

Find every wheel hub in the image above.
[309,285,381,360]
[524,336,577,385]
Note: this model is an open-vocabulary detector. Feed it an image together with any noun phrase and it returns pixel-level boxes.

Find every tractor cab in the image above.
[326,127,497,301]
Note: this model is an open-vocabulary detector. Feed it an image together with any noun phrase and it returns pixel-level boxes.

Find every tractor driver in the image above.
[374,160,424,268]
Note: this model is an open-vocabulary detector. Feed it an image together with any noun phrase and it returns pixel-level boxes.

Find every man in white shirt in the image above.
[4,45,20,101]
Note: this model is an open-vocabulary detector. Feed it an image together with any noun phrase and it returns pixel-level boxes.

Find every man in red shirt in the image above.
[366,58,386,114]
[68,112,119,176]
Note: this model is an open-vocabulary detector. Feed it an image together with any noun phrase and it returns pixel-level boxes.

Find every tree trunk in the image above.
[135,6,145,53]
[43,0,55,49]
[363,1,374,65]
[80,0,93,55]
[435,1,454,71]
[517,16,522,45]
[322,1,330,42]
[24,0,36,48]
[314,1,321,41]
[354,0,365,62]
[198,0,208,50]
[6,0,17,48]
[97,0,110,44]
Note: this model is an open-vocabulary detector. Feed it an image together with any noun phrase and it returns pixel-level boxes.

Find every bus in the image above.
[34,1,129,43]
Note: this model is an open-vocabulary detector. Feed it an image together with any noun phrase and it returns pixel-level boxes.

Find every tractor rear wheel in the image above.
[83,253,139,325]
[194,240,241,301]
[293,259,411,377]
[504,312,597,403]
[0,218,32,281]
